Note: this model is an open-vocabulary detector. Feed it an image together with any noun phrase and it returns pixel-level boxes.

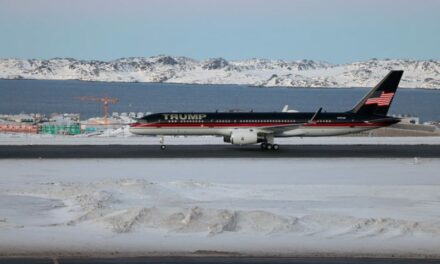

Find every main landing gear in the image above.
[260,142,280,151]
[260,135,279,151]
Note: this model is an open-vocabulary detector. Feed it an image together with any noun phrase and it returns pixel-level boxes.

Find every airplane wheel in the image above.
[160,145,166,150]
[272,144,279,150]
[266,144,273,150]
[261,143,267,150]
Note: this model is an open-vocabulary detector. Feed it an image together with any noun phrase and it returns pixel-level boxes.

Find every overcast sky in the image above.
[0,0,439,63]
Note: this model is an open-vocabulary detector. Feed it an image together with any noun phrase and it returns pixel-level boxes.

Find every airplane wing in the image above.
[258,107,322,134]
[258,123,306,134]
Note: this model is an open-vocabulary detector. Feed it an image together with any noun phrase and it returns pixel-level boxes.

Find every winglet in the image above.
[310,107,322,122]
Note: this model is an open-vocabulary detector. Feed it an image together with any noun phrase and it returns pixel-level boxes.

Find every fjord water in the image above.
[0,79,439,122]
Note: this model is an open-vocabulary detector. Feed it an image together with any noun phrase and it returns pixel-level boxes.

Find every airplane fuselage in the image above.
[129,71,404,149]
[130,112,400,137]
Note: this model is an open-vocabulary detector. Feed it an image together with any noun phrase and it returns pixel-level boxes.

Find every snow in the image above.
[1,56,440,88]
[1,158,440,257]
[0,130,440,145]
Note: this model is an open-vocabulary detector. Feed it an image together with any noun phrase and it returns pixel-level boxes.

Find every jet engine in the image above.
[229,129,259,145]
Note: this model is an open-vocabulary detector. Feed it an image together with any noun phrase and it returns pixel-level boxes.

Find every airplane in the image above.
[130,70,403,150]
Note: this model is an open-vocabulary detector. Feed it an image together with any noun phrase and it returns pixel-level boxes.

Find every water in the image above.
[0,79,439,122]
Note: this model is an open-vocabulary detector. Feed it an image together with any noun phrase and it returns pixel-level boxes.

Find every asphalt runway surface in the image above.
[1,144,440,159]
[1,257,440,264]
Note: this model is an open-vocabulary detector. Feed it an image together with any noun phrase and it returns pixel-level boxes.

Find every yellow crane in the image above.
[75,96,119,124]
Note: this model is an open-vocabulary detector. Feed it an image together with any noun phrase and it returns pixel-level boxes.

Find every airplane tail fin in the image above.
[350,70,403,116]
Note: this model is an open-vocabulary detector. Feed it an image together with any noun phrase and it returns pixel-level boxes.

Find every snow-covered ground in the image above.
[1,158,440,257]
[1,129,440,145]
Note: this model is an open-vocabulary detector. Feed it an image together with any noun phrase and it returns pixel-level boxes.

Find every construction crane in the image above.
[75,96,119,124]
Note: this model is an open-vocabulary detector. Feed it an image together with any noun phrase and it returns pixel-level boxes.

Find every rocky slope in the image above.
[1,56,439,88]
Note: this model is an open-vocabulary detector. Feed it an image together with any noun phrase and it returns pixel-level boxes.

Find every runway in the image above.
[1,257,440,264]
[1,144,440,158]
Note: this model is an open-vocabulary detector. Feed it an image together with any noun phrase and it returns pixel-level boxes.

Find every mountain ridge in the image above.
[1,56,439,89]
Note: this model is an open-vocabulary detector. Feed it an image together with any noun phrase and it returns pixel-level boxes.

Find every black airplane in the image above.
[130,70,403,150]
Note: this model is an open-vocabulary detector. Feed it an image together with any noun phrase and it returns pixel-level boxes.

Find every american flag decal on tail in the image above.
[365,91,395,106]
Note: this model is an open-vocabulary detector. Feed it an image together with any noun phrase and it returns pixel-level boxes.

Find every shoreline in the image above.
[0,78,439,90]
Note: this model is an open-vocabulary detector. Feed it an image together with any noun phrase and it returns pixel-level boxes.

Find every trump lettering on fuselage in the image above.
[163,114,207,120]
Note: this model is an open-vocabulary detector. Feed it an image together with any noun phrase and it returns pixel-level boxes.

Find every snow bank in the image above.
[1,158,440,257]
[0,132,440,145]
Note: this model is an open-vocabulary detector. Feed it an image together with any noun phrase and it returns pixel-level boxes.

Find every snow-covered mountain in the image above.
[1,56,439,88]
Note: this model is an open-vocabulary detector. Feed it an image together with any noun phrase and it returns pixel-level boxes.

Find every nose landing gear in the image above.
[159,136,166,150]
